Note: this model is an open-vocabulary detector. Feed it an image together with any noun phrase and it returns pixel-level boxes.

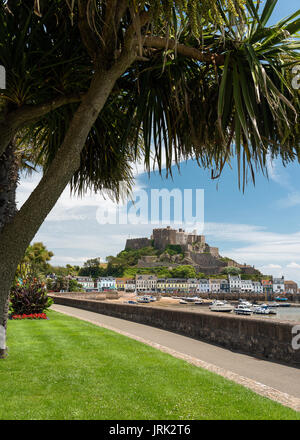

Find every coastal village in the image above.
[55,227,299,296]
[72,274,298,296]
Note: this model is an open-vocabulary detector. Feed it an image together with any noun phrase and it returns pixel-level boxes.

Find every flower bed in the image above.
[10,313,48,320]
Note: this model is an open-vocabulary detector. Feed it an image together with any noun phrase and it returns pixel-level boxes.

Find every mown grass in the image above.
[0,310,299,420]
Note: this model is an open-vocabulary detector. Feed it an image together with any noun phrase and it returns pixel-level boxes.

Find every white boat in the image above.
[253,307,270,315]
[267,302,280,308]
[251,304,261,310]
[179,299,188,304]
[209,301,233,313]
[137,296,151,303]
[239,300,253,307]
[234,304,252,315]
[194,300,204,305]
[260,303,269,309]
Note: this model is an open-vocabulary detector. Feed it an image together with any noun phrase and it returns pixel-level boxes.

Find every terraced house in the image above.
[273,277,285,294]
[241,280,253,293]
[75,276,95,291]
[156,278,188,294]
[97,277,116,291]
[136,275,157,293]
[284,280,298,294]
[197,279,210,294]
[229,275,242,293]
[209,279,222,293]
[262,280,273,297]
[252,281,263,294]
[116,278,133,291]
[220,280,230,293]
[125,279,136,292]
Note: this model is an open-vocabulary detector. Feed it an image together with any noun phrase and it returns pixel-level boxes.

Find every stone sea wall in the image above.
[50,295,300,366]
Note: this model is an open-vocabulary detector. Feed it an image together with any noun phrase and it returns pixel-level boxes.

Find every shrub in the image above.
[10,278,53,315]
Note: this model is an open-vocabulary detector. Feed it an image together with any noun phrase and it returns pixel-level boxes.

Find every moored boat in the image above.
[137,296,151,303]
[210,301,233,313]
[253,307,270,315]
[267,302,280,308]
[234,304,252,315]
[185,297,196,302]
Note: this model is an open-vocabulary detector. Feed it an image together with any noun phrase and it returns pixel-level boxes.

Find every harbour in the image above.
[121,296,300,323]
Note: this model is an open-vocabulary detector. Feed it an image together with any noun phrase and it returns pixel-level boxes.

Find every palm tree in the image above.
[0,0,299,357]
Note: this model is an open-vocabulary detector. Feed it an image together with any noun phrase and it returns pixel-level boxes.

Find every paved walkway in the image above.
[51,304,300,411]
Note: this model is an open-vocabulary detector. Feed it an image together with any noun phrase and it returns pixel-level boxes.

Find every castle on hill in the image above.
[125,226,259,275]
[126,226,218,257]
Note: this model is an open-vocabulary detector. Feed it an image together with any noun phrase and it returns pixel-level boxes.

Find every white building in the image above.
[197,279,210,293]
[241,280,253,292]
[136,275,157,292]
[187,278,198,293]
[252,281,263,293]
[75,276,95,291]
[229,275,242,292]
[209,279,222,293]
[273,277,285,294]
[97,277,116,291]
[125,279,136,291]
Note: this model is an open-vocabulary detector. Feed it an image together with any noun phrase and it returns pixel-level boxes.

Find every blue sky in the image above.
[17,0,300,283]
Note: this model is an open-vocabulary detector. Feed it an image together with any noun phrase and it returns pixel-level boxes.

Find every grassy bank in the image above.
[0,310,299,420]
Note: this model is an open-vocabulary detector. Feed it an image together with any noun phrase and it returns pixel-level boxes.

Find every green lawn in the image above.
[0,310,299,420]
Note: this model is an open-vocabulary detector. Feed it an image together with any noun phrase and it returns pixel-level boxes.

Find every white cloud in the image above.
[286,262,300,269]
[276,192,300,208]
[267,157,300,208]
[267,157,292,191]
[259,264,282,269]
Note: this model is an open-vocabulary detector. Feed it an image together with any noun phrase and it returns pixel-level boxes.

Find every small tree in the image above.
[221,266,242,276]
[51,276,69,292]
[78,258,103,278]
[16,242,53,279]
[171,265,197,279]
[68,279,84,292]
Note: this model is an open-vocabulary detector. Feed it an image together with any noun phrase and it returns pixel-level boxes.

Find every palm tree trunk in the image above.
[0,55,135,358]
[0,143,18,230]
[0,143,18,358]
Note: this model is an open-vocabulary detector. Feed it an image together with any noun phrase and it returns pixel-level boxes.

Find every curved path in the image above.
[51,304,300,411]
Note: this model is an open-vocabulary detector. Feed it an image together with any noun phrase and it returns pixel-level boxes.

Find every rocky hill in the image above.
[125,227,260,276]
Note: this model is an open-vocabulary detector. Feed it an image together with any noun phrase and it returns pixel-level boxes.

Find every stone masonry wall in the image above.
[51,295,300,366]
[125,238,152,250]
[190,252,227,271]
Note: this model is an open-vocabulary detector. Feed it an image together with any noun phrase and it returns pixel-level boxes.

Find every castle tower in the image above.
[153,226,177,250]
